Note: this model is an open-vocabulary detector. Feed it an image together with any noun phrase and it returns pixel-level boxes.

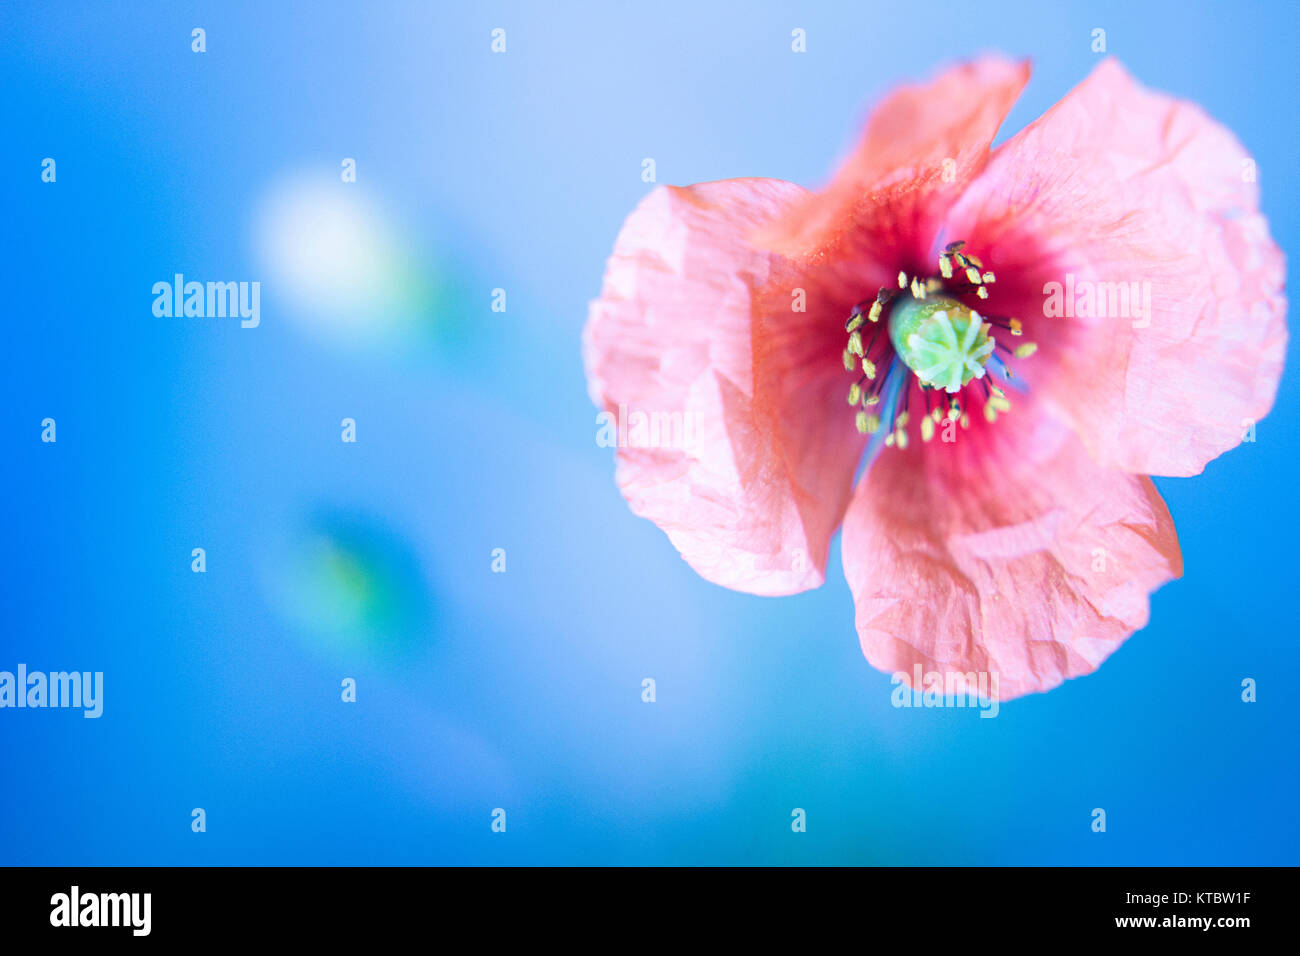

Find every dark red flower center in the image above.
[842,241,1037,448]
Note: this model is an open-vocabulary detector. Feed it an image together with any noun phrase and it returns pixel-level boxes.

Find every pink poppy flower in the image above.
[582,57,1286,700]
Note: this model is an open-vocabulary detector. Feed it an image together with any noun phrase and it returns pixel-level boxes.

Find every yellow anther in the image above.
[990,394,1011,413]
[926,278,942,293]
[843,349,855,372]
[1009,318,1023,336]
[885,432,895,447]
[910,277,925,299]
[966,254,983,269]
[868,300,882,323]
[965,266,982,285]
[863,358,877,380]
[895,427,909,450]
[976,287,989,299]
[1014,342,1038,359]
[848,331,863,356]
[920,415,935,442]
[939,254,953,279]
[984,402,999,423]
[930,406,942,423]
[848,382,861,405]
[846,313,864,333]
[897,270,908,289]
[855,410,869,433]
[865,394,880,406]
[897,411,909,428]
[981,271,995,284]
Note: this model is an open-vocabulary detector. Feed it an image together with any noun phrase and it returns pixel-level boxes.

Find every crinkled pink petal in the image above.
[944,58,1287,477]
[761,56,1030,274]
[841,402,1182,700]
[583,179,867,595]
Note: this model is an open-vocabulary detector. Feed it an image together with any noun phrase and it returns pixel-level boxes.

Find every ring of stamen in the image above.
[841,241,1037,444]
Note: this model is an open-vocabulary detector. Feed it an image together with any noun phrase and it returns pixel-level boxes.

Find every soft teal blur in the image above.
[1,0,1296,864]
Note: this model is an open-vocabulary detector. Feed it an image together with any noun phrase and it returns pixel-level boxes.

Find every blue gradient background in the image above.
[2,1,1296,865]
